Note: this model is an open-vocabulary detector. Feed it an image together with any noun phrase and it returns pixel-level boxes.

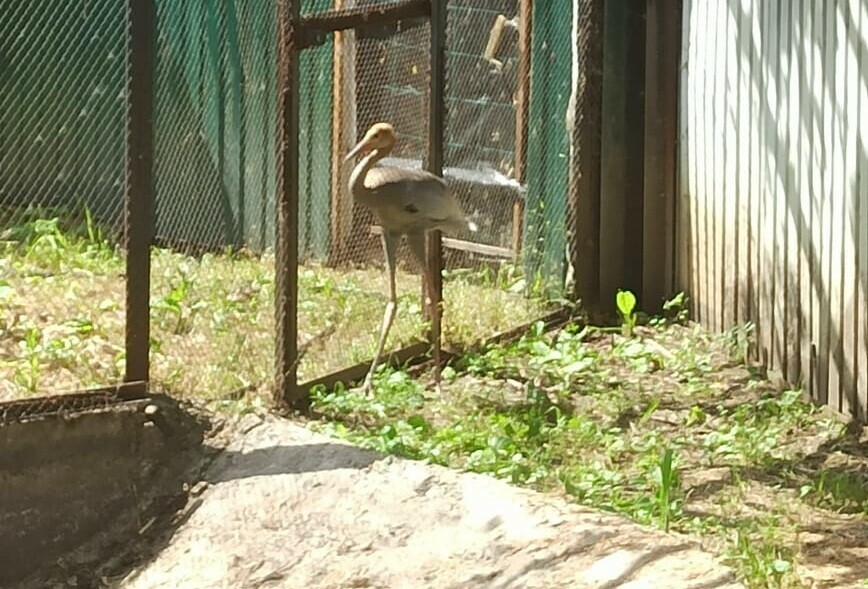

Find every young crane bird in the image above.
[344,122,477,395]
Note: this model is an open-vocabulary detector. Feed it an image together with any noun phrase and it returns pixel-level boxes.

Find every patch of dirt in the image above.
[118,413,742,589]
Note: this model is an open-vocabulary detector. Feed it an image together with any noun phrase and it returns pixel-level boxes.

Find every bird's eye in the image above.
[372,133,380,139]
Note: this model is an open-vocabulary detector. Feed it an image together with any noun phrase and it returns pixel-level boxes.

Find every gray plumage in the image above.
[344,122,476,395]
[350,162,477,236]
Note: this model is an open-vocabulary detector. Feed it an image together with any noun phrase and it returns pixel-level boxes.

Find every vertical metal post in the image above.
[642,0,681,308]
[275,0,301,408]
[426,0,447,373]
[124,0,155,398]
[567,0,604,310]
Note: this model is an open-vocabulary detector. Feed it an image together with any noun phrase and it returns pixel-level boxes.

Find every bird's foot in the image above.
[360,375,375,398]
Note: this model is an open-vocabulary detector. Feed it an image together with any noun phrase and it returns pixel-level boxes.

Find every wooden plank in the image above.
[512,0,532,259]
[692,0,709,325]
[675,0,692,299]
[734,0,750,327]
[708,0,721,331]
[329,0,357,265]
[769,0,781,377]
[807,0,824,400]
[826,0,844,411]
[796,0,812,390]
[747,0,762,360]
[857,0,868,420]
[713,0,726,333]
[755,1,771,370]
[781,0,798,385]
[774,0,789,379]
[514,0,532,185]
[840,0,859,416]
[298,306,574,404]
[695,0,708,324]
[721,0,738,330]
[369,225,514,258]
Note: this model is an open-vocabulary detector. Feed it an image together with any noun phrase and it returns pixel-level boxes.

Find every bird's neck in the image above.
[349,148,388,200]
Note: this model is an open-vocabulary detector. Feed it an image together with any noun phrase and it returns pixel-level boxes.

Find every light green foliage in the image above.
[311,313,854,589]
[0,215,545,402]
[616,289,637,337]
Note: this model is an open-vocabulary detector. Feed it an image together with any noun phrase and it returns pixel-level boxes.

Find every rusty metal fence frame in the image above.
[276,0,451,408]
[0,0,627,418]
[0,1,154,422]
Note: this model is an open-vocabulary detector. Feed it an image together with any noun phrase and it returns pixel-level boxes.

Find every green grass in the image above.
[309,312,868,589]
[0,214,547,403]
[4,214,867,588]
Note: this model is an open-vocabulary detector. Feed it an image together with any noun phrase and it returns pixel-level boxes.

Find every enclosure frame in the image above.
[274,0,448,409]
[0,0,707,419]
[123,0,156,401]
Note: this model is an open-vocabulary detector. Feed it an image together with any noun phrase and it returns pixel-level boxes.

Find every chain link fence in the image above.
[292,0,432,387]
[149,1,280,405]
[0,0,590,406]
[440,0,557,350]
[0,0,128,400]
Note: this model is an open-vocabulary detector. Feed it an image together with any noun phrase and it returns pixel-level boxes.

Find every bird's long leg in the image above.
[362,231,399,396]
[407,232,442,395]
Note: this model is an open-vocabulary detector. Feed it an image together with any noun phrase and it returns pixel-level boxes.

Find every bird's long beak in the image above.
[343,138,370,163]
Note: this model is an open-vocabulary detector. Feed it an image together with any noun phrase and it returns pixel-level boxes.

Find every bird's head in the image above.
[344,122,397,162]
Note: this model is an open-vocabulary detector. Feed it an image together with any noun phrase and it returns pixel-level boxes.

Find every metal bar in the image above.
[274,0,301,409]
[298,342,431,402]
[298,0,430,48]
[642,0,682,308]
[568,0,604,309]
[124,0,155,398]
[478,307,573,348]
[426,0,447,377]
[299,306,574,405]
[0,383,147,424]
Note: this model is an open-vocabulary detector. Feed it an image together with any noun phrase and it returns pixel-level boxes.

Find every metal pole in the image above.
[275,0,301,408]
[643,0,681,308]
[426,0,446,378]
[123,0,155,399]
[567,0,604,310]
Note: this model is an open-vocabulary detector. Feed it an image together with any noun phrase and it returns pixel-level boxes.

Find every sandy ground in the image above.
[119,414,743,589]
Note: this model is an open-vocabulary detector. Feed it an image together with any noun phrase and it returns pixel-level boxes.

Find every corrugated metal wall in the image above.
[678,0,868,419]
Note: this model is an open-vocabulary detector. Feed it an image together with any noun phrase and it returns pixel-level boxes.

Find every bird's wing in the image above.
[363,166,446,191]
[362,167,470,234]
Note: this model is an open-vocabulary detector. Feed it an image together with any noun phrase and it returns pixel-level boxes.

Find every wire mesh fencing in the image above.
[0,0,128,400]
[148,0,279,406]
[0,0,593,407]
[296,0,433,385]
[440,0,556,352]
